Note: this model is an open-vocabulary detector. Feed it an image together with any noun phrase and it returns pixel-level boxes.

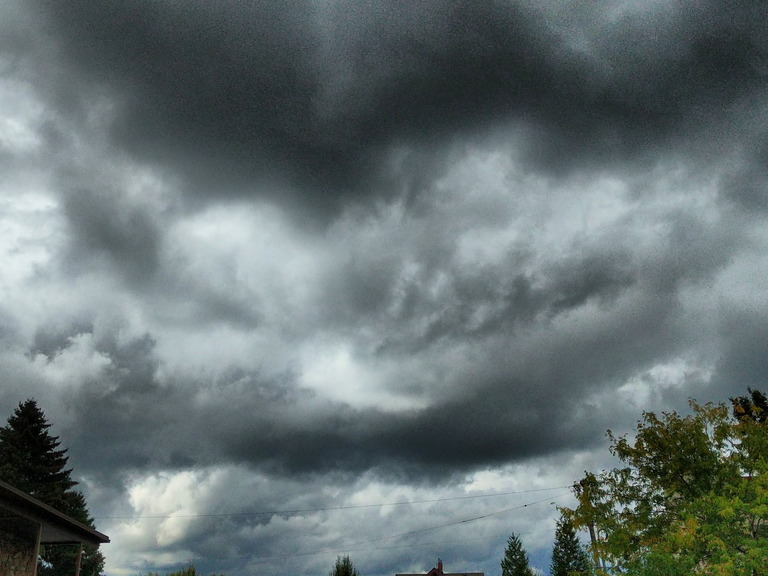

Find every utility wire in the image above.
[332,525,558,556]
[213,491,573,562]
[199,525,560,564]
[95,485,572,520]
[296,523,562,558]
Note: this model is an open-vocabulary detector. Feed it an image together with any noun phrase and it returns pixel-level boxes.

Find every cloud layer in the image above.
[1,1,767,574]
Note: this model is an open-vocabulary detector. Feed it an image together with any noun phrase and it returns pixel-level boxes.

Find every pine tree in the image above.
[0,399,77,505]
[551,514,591,576]
[0,399,105,576]
[330,554,360,576]
[501,533,535,576]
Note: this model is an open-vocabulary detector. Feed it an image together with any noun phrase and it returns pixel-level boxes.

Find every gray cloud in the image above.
[1,1,767,575]
[30,0,767,217]
[62,188,163,283]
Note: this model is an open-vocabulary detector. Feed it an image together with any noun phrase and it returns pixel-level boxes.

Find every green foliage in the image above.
[732,388,768,423]
[501,533,535,576]
[0,399,77,505]
[566,391,768,575]
[330,555,360,576]
[0,399,106,576]
[551,514,591,576]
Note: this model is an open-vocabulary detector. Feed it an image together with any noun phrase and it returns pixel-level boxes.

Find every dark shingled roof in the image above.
[0,480,110,545]
[396,560,483,576]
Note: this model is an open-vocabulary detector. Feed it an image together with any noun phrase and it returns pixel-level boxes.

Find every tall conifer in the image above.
[551,514,591,576]
[0,399,105,576]
[330,555,361,576]
[501,533,535,576]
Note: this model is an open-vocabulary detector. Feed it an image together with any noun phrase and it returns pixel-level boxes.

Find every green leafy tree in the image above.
[732,387,768,423]
[330,554,360,576]
[0,399,106,576]
[551,514,591,576]
[567,393,768,575]
[501,533,534,576]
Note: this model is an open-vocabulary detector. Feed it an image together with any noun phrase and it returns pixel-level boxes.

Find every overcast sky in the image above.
[1,1,767,575]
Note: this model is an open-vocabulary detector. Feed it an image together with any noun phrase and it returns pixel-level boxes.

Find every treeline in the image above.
[4,388,767,576]
[139,565,224,576]
[137,555,359,576]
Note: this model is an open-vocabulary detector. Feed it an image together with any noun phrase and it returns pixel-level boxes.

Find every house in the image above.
[0,480,109,576]
[396,559,484,576]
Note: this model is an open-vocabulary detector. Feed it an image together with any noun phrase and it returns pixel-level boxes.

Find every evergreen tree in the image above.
[0,399,77,506]
[330,554,360,576]
[501,533,534,576]
[551,514,591,576]
[0,399,105,576]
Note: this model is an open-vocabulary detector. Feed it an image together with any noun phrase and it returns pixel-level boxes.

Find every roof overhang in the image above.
[0,480,109,546]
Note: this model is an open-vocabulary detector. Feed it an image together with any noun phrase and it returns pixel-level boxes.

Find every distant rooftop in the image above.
[396,559,483,576]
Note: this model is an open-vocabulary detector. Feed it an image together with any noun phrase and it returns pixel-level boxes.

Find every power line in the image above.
[262,491,571,560]
[199,526,559,565]
[197,491,573,563]
[328,525,558,556]
[95,485,572,520]
[289,523,562,559]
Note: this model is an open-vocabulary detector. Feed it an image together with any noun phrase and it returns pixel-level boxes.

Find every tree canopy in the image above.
[566,390,768,575]
[0,399,105,576]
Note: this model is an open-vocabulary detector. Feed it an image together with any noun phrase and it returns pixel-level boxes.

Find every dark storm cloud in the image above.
[40,178,734,485]
[58,270,693,485]
[51,324,541,480]
[718,140,768,212]
[323,248,637,355]
[33,0,768,219]
[320,203,733,357]
[30,319,96,359]
[3,1,768,573]
[62,188,162,283]
[714,310,768,394]
[37,0,328,208]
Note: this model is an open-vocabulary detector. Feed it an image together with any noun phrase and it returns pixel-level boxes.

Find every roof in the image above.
[0,480,110,545]
[396,573,484,576]
[396,564,483,576]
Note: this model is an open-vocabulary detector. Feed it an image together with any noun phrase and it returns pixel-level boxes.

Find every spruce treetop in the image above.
[0,398,78,508]
[501,533,535,576]
[551,514,591,576]
[330,555,360,576]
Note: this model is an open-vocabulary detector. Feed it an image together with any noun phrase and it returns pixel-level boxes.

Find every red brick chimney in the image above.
[437,559,443,574]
